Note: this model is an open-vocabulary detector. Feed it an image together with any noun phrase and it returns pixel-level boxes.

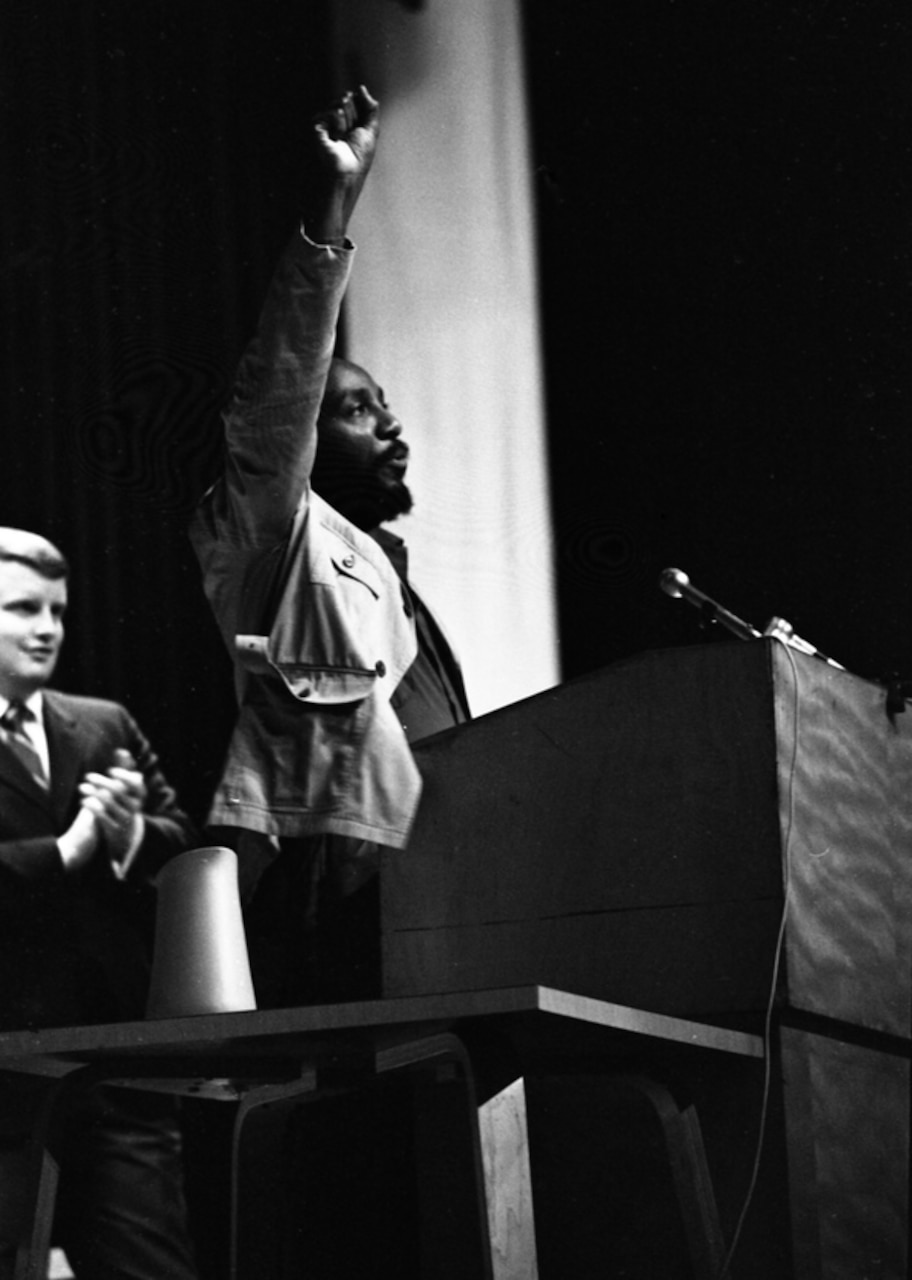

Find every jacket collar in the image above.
[369,526,408,581]
[42,691,84,821]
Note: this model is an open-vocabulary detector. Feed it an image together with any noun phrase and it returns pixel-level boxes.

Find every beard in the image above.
[312,454,414,530]
[369,465,414,524]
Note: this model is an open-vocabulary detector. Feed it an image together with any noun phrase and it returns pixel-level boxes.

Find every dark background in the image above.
[525,0,912,684]
[1,0,910,823]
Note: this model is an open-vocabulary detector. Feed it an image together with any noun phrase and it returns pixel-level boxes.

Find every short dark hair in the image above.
[0,532,69,580]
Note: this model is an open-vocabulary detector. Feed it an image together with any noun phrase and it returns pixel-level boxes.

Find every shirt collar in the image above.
[0,690,44,722]
[370,526,409,580]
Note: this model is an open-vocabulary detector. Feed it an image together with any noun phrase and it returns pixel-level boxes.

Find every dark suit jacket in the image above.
[0,690,196,1030]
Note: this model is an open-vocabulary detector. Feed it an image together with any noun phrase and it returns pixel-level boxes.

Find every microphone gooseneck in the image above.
[658,567,845,669]
[658,567,762,642]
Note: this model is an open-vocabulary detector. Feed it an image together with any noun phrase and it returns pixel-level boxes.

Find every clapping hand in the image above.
[79,748,147,867]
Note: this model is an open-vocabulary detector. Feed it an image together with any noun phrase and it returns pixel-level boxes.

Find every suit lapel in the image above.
[42,692,86,823]
[0,735,50,809]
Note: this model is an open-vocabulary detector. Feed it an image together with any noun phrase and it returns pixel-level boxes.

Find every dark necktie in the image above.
[1,702,48,789]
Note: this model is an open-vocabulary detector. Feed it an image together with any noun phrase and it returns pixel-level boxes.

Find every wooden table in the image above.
[0,987,764,1280]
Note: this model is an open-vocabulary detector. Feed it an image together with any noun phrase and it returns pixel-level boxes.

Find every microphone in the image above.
[659,567,846,670]
[658,568,762,642]
[761,616,845,670]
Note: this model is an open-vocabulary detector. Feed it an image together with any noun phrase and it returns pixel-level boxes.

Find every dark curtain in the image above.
[0,0,334,821]
[526,1,912,687]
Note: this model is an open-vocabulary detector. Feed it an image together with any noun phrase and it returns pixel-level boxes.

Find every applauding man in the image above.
[0,526,198,1279]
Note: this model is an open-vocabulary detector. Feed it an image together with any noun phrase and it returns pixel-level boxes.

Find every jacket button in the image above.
[375,661,387,678]
[342,554,355,569]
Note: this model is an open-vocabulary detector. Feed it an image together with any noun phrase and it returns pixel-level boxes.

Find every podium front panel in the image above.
[382,642,912,1035]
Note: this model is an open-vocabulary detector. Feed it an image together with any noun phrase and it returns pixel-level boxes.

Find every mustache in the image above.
[375,442,409,469]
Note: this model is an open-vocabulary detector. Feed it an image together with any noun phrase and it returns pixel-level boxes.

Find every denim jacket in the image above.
[190,230,421,847]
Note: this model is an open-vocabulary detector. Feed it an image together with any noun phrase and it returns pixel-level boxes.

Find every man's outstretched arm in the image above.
[192,87,380,637]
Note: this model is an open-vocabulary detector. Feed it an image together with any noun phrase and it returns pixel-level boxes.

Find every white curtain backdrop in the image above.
[329,0,559,716]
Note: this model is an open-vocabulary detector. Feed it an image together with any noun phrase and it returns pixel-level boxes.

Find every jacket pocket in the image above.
[272,663,377,705]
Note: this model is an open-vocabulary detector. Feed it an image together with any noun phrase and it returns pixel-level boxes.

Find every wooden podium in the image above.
[388,639,912,1033]
[382,640,912,1278]
[0,641,908,1278]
